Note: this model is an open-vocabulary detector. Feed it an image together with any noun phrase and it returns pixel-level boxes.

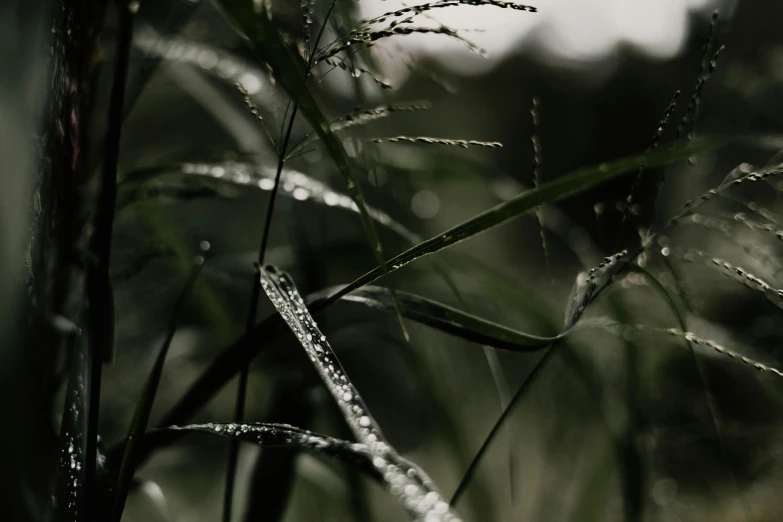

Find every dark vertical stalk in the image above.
[223,3,336,518]
[450,346,556,508]
[84,2,133,519]
[610,296,643,522]
[223,104,299,522]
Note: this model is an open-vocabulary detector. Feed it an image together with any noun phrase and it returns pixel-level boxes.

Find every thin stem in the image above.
[222,104,300,522]
[308,0,338,70]
[111,251,205,522]
[450,346,556,508]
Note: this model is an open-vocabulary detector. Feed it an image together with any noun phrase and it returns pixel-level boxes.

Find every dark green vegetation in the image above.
[5,0,783,521]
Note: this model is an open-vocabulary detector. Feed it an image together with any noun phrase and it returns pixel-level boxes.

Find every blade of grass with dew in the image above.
[320,139,717,308]
[120,162,420,243]
[215,0,410,340]
[55,329,87,522]
[153,423,383,481]
[111,246,207,522]
[259,265,462,521]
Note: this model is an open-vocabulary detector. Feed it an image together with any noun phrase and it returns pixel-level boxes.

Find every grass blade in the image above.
[120,162,420,243]
[320,140,717,308]
[111,247,207,522]
[307,285,557,350]
[259,265,462,521]
[155,423,383,481]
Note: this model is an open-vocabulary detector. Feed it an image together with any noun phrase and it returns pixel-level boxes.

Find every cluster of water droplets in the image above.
[259,266,462,522]
[170,422,377,471]
[565,250,628,330]
[179,161,418,243]
[57,348,86,517]
[133,25,269,96]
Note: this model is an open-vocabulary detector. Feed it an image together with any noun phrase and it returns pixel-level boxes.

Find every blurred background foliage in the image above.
[5,0,783,521]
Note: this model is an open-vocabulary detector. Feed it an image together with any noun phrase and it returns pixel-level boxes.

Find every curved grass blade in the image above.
[216,0,409,340]
[307,285,556,350]
[111,247,207,522]
[319,140,717,309]
[155,423,382,481]
[259,265,462,521]
[120,162,419,243]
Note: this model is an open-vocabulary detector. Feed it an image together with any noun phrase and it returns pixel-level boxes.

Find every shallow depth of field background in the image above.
[7,0,783,520]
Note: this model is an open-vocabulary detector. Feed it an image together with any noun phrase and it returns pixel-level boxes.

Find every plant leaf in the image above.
[307,285,556,350]
[319,139,717,308]
[154,423,382,481]
[119,162,419,243]
[111,252,205,522]
[259,265,462,521]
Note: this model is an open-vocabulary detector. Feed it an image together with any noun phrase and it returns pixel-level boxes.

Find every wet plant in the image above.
[13,2,783,522]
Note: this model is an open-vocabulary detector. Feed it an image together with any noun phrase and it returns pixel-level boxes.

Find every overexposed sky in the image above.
[357,0,728,75]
